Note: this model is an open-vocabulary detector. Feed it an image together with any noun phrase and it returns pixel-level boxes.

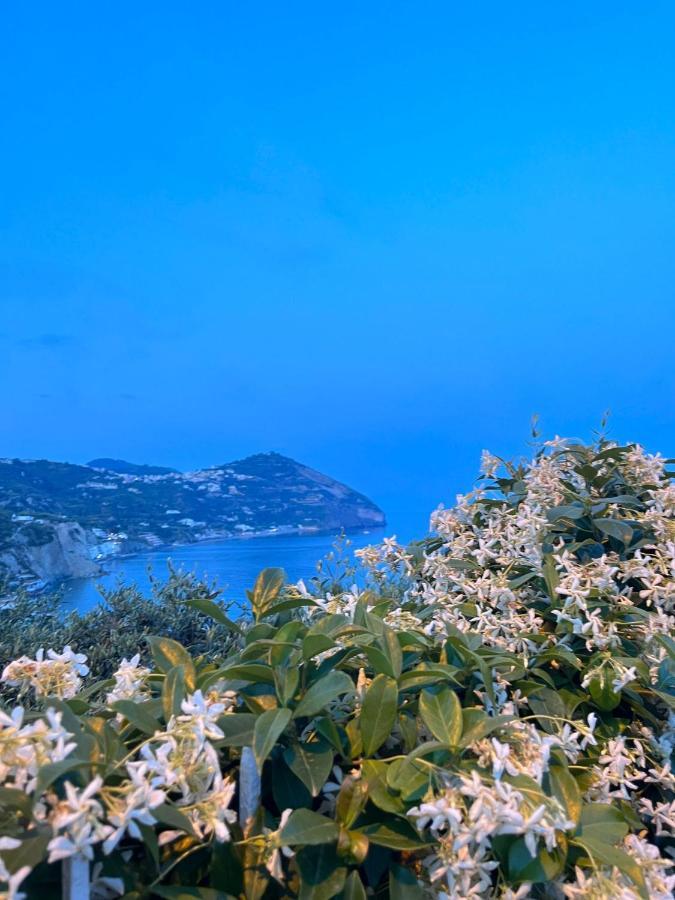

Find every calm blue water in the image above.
[60,525,415,614]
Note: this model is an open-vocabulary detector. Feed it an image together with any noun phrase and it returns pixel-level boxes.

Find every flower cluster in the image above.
[105,654,150,704]
[2,646,89,699]
[409,774,574,897]
[0,705,75,793]
[0,660,238,894]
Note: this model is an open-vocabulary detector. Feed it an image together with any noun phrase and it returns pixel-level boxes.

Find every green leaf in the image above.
[542,553,559,600]
[296,844,346,900]
[244,623,277,645]
[0,786,33,818]
[588,668,621,712]
[112,699,161,735]
[0,832,51,875]
[548,764,582,826]
[242,840,270,900]
[275,663,300,707]
[280,809,339,845]
[419,687,462,745]
[253,707,292,771]
[508,838,566,883]
[571,837,647,898]
[137,821,159,870]
[528,688,568,733]
[365,626,402,679]
[593,518,634,546]
[399,663,461,689]
[335,775,369,828]
[459,710,512,748]
[263,596,318,617]
[399,712,417,753]
[293,670,353,719]
[359,818,430,850]
[574,804,629,845]
[360,674,398,756]
[217,663,275,684]
[153,802,198,837]
[147,636,196,690]
[341,870,368,900]
[362,760,404,813]
[656,657,675,696]
[210,840,243,895]
[250,567,286,620]
[302,633,336,661]
[547,503,586,522]
[218,713,256,746]
[315,716,348,755]
[162,665,186,722]
[273,760,313,811]
[389,864,423,900]
[34,758,87,798]
[386,743,447,797]
[284,740,335,797]
[185,596,242,634]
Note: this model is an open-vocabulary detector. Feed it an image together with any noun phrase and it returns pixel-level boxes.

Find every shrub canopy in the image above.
[1,437,674,899]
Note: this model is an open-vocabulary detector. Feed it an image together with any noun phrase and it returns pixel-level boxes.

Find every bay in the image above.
[60,523,416,615]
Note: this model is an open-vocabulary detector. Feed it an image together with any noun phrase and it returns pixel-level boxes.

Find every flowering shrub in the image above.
[1,437,674,899]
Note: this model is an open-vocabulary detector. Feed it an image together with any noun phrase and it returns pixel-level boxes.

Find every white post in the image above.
[62,856,90,900]
[239,746,261,834]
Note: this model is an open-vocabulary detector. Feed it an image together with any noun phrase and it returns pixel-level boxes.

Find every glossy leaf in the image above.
[360,674,398,756]
[250,567,286,620]
[112,699,161,735]
[162,665,186,721]
[284,740,334,797]
[185,596,242,634]
[253,707,292,771]
[280,809,339,845]
[419,687,462,745]
[147,636,196,690]
[293,670,353,719]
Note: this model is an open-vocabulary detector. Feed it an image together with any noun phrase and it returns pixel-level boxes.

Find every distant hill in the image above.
[87,458,180,476]
[0,452,385,587]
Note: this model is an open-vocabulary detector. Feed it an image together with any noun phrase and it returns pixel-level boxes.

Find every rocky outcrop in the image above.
[0,522,101,583]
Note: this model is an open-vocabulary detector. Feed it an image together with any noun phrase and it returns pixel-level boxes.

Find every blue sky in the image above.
[1,2,674,533]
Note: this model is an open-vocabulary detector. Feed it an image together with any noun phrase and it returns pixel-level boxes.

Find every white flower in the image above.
[101,763,166,854]
[189,776,237,842]
[612,666,637,693]
[0,837,31,900]
[178,690,225,741]
[264,809,294,882]
[47,777,113,863]
[106,654,150,704]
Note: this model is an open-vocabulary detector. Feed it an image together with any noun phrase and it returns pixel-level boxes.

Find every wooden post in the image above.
[239,746,261,833]
[62,856,90,900]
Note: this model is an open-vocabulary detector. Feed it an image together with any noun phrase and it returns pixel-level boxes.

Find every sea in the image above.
[60,521,419,615]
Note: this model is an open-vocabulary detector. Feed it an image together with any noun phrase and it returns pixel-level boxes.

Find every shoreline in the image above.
[55,523,386,593]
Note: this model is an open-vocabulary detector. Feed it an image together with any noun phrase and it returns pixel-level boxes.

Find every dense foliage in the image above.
[1,437,675,899]
[0,570,239,682]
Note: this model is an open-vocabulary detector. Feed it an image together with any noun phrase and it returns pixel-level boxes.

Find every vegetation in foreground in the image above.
[1,436,674,899]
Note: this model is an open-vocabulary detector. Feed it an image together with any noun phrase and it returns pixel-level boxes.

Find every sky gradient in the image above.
[2,3,674,533]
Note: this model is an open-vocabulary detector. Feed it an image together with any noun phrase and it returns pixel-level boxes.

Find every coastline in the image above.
[56,525,394,614]
[56,522,385,593]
